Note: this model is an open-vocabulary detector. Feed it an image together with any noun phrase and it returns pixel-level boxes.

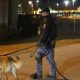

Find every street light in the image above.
[18,3,22,7]
[72,0,76,7]
[56,3,59,29]
[28,1,33,5]
[72,0,76,32]
[56,3,59,13]
[28,1,34,13]
[28,0,33,8]
[56,3,59,7]
[64,0,69,7]
[36,0,39,8]
[36,0,39,3]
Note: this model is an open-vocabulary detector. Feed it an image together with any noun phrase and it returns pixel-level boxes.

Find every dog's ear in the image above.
[16,56,20,60]
[8,56,20,62]
[8,57,15,62]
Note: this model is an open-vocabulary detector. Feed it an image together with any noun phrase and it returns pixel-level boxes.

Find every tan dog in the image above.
[0,56,22,80]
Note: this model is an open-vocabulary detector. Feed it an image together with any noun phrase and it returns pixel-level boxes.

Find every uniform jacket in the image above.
[38,14,57,48]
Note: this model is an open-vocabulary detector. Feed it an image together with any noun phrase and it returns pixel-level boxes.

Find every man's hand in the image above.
[37,42,47,48]
[37,42,41,48]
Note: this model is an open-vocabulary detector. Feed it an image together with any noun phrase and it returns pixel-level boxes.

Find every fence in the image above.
[57,18,80,37]
[14,15,80,38]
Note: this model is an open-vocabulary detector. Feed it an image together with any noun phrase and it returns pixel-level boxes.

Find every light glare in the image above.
[64,0,69,7]
[28,1,32,5]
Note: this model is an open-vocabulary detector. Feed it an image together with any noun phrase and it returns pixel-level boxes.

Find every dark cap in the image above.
[40,7,50,13]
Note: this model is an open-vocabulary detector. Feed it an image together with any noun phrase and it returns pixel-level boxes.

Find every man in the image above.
[31,7,57,80]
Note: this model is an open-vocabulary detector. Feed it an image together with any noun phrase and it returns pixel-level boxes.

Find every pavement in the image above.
[0,42,80,80]
[55,44,80,80]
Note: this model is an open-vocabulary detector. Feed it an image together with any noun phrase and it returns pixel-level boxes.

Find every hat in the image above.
[40,7,50,13]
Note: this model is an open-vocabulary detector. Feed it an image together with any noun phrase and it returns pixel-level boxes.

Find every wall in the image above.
[0,0,4,40]
[0,0,18,40]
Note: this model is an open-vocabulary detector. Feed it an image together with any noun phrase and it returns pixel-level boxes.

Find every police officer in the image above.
[31,7,57,80]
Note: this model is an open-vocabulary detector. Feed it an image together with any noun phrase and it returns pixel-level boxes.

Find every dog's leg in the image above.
[1,71,8,80]
[11,64,18,80]
[0,75,1,80]
[1,71,7,80]
[2,61,9,80]
[1,68,8,80]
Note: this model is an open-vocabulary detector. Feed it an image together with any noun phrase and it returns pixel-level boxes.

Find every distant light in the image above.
[72,0,76,2]
[37,8,59,14]
[72,0,76,6]
[36,0,39,8]
[18,3,22,7]
[36,0,39,3]
[77,7,80,12]
[28,1,32,5]
[64,0,69,7]
[56,3,59,7]
[28,1,33,8]
[37,8,41,14]
[50,10,58,13]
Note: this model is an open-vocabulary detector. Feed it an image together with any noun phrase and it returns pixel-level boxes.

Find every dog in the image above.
[0,56,22,80]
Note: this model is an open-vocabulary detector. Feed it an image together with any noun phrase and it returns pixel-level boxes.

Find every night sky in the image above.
[38,0,80,9]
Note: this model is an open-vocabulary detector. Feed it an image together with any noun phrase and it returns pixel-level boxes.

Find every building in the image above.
[0,0,18,40]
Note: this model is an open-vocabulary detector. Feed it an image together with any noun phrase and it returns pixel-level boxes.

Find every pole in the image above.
[36,0,39,8]
[56,3,59,28]
[31,3,33,14]
[73,14,76,32]
[72,0,76,32]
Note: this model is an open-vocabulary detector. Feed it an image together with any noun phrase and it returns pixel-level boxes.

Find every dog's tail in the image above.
[9,56,22,69]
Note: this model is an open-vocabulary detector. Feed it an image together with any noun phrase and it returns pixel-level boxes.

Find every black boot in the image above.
[31,73,42,80]
[45,75,56,80]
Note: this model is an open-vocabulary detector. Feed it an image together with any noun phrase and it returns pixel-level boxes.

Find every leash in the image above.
[0,45,37,56]
[41,46,68,80]
[29,47,37,57]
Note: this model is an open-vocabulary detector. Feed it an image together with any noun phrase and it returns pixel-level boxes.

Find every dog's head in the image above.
[8,56,20,62]
[9,56,22,69]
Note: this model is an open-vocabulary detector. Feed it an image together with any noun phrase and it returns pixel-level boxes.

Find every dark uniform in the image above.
[31,7,57,80]
[38,14,57,48]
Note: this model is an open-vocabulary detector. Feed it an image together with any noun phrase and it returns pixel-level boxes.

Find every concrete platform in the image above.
[0,42,80,80]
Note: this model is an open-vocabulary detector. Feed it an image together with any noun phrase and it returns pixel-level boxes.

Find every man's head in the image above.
[40,7,50,16]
